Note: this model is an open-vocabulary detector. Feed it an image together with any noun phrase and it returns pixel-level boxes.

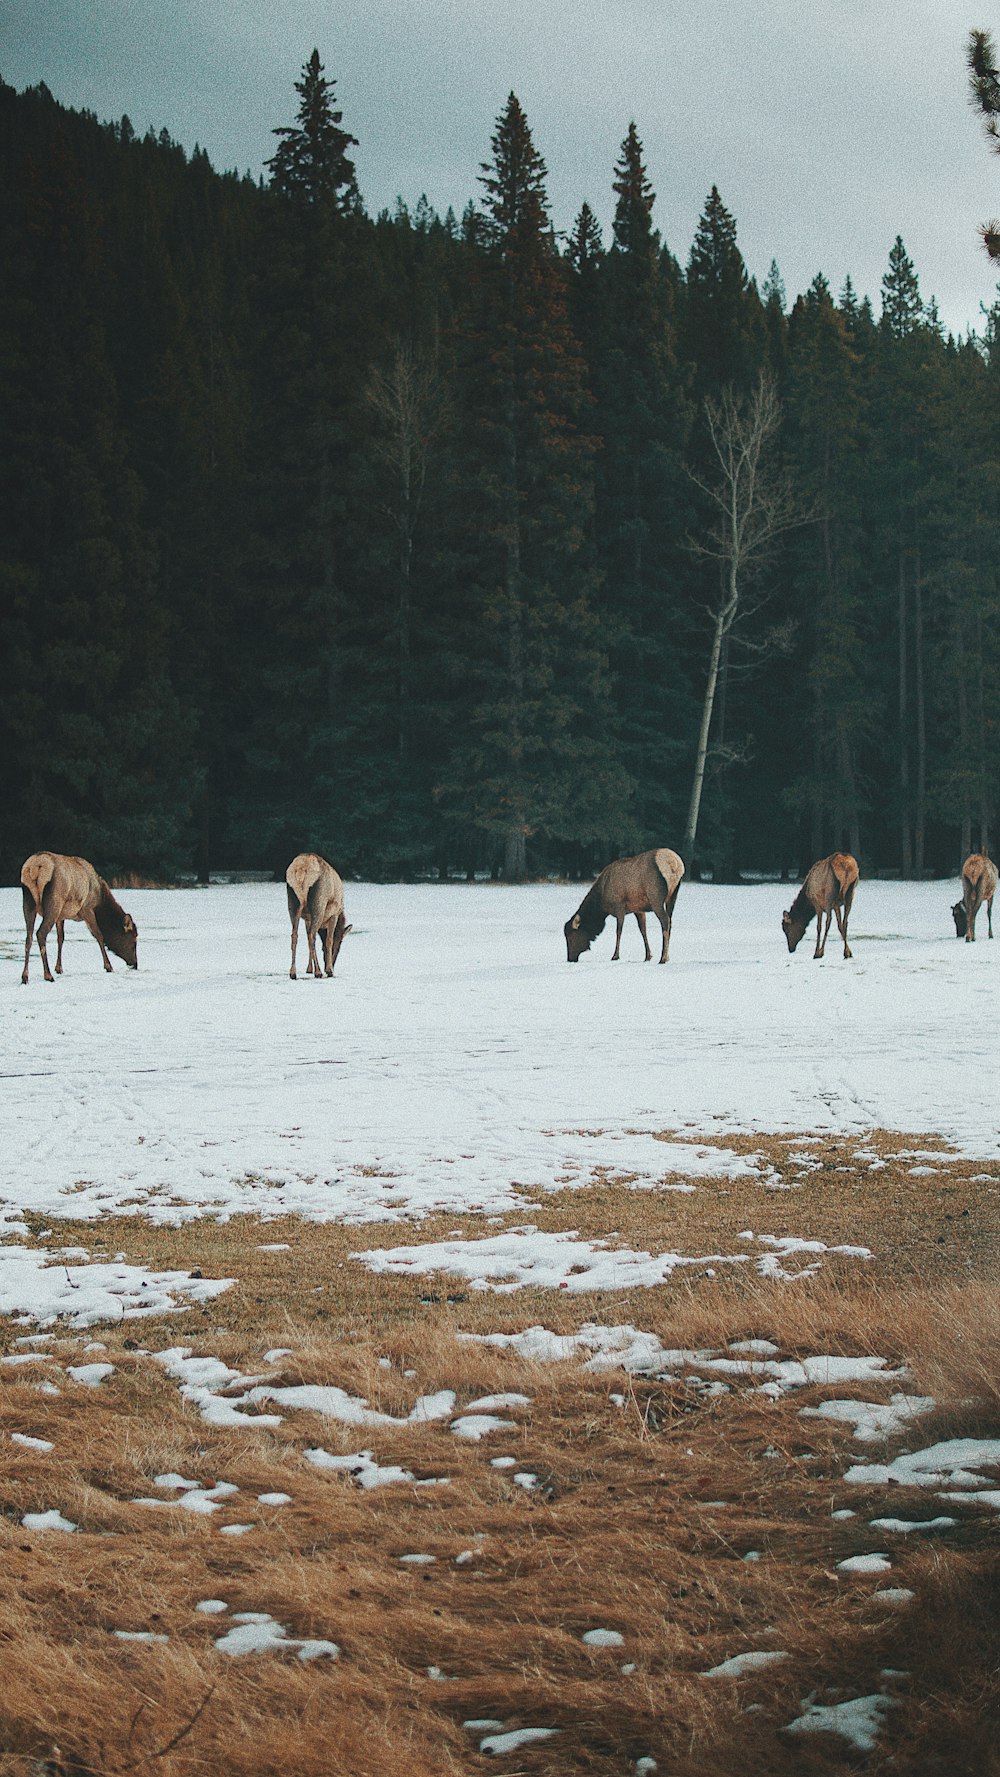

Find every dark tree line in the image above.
[2,60,999,885]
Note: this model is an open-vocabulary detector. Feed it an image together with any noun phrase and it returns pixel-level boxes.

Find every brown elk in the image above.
[564,848,684,963]
[286,853,351,979]
[951,852,997,941]
[781,852,858,960]
[21,852,138,984]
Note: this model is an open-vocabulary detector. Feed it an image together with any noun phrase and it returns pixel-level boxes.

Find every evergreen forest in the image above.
[3,59,999,885]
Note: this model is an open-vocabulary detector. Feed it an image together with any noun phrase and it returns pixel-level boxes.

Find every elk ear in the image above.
[571,914,581,930]
[124,915,135,932]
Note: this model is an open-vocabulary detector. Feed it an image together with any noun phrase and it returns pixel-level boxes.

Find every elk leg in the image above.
[989,895,994,939]
[306,921,321,978]
[35,915,58,982]
[55,921,65,974]
[834,900,852,960]
[21,897,36,985]
[815,908,832,958]
[635,911,652,961]
[321,924,334,977]
[967,897,978,942]
[82,910,114,972]
[659,884,680,964]
[289,907,301,978]
[611,914,624,960]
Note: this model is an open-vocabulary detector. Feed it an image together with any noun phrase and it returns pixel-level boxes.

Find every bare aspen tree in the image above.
[683,374,807,865]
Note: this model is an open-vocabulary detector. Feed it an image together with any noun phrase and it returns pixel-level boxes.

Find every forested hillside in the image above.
[2,59,999,884]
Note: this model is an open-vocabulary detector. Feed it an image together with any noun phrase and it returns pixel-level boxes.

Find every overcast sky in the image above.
[4,0,999,335]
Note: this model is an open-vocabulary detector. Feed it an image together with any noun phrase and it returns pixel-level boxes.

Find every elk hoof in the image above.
[289,968,297,979]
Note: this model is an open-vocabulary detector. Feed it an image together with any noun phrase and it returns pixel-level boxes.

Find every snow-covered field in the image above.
[2,877,998,1230]
[1,877,1000,1229]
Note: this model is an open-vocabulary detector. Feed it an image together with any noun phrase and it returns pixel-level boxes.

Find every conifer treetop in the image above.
[880,235,923,337]
[266,48,359,211]
[479,93,550,245]
[612,122,655,253]
[687,187,746,290]
[568,201,603,273]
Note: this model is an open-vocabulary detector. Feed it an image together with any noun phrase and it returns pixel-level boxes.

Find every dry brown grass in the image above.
[2,1134,999,1775]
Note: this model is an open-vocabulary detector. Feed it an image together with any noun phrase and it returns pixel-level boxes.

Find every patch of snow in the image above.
[582,1628,624,1648]
[703,1650,789,1678]
[11,1433,53,1452]
[113,1630,168,1643]
[218,1522,254,1536]
[195,1600,228,1614]
[836,1553,893,1574]
[399,1553,435,1565]
[451,1414,516,1441]
[22,1510,76,1532]
[783,1694,898,1754]
[356,1227,870,1294]
[869,1516,956,1533]
[135,1479,238,1515]
[257,1492,291,1506]
[465,1392,532,1412]
[214,1612,338,1661]
[66,1362,114,1387]
[799,1394,934,1442]
[874,1588,915,1604]
[0,1246,231,1329]
[479,1727,560,1755]
[305,1447,447,1489]
[845,1437,1000,1492]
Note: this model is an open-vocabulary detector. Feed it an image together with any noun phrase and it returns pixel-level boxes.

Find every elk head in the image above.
[781,909,805,953]
[952,901,967,939]
[564,913,591,962]
[113,912,139,970]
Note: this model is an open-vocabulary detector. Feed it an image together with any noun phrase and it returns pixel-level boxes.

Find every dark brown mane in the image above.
[95,881,129,942]
[574,881,608,942]
[786,886,816,931]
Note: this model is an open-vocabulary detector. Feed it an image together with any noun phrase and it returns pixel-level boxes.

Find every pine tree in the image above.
[783,276,873,864]
[265,49,359,212]
[967,29,1000,258]
[881,236,923,338]
[584,124,693,845]
[611,122,655,253]
[875,238,932,870]
[683,186,765,397]
[231,55,371,868]
[441,95,631,877]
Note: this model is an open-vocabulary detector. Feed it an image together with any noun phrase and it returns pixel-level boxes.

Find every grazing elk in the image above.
[951,852,997,941]
[286,852,351,979]
[781,852,858,960]
[21,852,138,984]
[564,848,684,964]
